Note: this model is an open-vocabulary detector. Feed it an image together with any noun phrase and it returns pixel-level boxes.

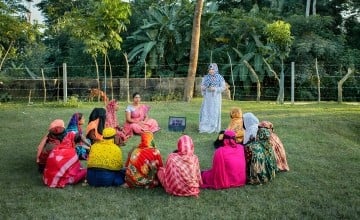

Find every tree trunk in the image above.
[312,0,317,15]
[263,58,280,83]
[0,41,14,72]
[243,60,261,102]
[106,54,114,100]
[338,67,354,103]
[277,59,285,104]
[184,0,203,102]
[93,56,101,102]
[41,68,46,104]
[227,52,235,100]
[123,53,130,103]
[306,0,311,17]
[315,58,321,103]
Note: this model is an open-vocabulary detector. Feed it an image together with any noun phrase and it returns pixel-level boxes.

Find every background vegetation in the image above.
[0,100,359,219]
[1,0,359,102]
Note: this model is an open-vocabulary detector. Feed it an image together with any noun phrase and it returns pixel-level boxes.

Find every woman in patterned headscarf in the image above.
[201,130,247,189]
[199,63,226,133]
[105,99,129,146]
[245,127,277,185]
[157,135,202,197]
[124,132,163,188]
[66,113,91,159]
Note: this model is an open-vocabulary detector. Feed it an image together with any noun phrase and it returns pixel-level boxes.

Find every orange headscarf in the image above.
[138,131,155,149]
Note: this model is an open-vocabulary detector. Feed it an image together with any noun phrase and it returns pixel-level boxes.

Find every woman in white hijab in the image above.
[243,112,259,144]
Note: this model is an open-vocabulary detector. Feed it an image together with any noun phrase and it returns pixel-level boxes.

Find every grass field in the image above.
[0,99,359,219]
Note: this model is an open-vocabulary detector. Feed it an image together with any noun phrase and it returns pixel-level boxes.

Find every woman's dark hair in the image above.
[88,108,106,134]
[78,113,83,121]
[132,92,140,98]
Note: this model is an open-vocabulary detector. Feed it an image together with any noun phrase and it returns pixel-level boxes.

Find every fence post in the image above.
[63,63,67,103]
[291,62,295,104]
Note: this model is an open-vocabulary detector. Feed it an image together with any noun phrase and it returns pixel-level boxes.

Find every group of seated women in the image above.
[36,98,289,198]
[37,92,161,187]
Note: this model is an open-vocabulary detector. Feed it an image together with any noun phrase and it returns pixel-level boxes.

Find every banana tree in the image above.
[127,2,193,77]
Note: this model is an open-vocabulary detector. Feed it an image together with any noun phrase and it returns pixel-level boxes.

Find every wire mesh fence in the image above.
[0,75,359,103]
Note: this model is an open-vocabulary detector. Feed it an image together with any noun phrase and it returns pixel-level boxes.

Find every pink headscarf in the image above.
[223,130,237,147]
[157,135,202,197]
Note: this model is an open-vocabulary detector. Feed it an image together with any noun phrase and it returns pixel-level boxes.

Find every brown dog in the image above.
[88,88,108,102]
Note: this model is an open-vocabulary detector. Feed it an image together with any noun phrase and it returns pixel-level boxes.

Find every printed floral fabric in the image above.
[125,132,163,188]
[258,121,289,171]
[245,127,278,185]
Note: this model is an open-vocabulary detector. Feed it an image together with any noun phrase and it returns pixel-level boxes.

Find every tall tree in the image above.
[58,0,131,94]
[0,0,37,71]
[184,0,203,102]
[265,20,293,104]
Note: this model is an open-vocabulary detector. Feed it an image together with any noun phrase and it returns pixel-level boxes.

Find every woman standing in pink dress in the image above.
[201,130,247,189]
[123,92,160,137]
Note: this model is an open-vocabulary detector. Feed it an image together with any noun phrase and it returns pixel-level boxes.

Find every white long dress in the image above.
[199,77,226,133]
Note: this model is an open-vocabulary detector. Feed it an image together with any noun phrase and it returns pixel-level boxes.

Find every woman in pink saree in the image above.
[123,92,160,137]
[43,132,87,188]
[201,130,247,189]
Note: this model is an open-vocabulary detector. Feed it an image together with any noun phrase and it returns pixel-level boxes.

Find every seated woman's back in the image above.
[201,130,246,189]
[245,127,277,185]
[157,135,202,197]
[124,132,163,188]
[43,132,86,188]
[37,119,67,173]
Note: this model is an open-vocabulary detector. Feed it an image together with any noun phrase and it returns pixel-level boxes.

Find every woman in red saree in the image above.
[124,132,163,188]
[43,132,87,188]
[123,92,160,137]
[157,135,202,197]
[37,119,67,173]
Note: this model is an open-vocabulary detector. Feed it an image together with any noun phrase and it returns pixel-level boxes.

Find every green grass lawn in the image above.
[0,100,359,219]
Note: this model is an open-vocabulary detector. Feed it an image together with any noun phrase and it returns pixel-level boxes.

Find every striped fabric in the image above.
[158,135,202,197]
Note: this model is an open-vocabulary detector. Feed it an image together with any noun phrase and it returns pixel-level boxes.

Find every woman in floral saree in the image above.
[258,121,289,172]
[245,127,277,185]
[124,132,163,188]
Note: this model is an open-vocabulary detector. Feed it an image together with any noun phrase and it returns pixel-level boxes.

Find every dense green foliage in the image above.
[0,101,359,219]
[0,0,359,101]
